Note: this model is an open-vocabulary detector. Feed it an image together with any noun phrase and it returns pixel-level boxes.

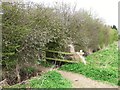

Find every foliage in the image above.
[20,66,37,76]
[118,49,120,86]
[60,42,118,85]
[119,35,120,40]
[9,71,72,88]
[37,61,53,67]
[2,2,29,69]
[2,2,68,83]
[2,2,118,84]
[108,29,118,43]
[57,7,118,52]
[111,25,117,30]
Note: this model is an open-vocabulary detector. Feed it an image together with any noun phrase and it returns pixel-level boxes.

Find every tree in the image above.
[112,25,117,30]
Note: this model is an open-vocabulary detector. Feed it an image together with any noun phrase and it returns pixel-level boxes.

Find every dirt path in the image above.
[57,70,118,88]
[39,65,118,88]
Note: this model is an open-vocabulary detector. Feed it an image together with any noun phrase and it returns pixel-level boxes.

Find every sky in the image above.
[24,0,119,28]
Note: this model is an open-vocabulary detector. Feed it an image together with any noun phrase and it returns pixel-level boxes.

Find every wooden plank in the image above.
[46,57,78,63]
[39,48,75,55]
[46,50,75,55]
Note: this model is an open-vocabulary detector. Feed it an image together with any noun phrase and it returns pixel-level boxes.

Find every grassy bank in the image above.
[60,42,118,85]
[8,71,72,88]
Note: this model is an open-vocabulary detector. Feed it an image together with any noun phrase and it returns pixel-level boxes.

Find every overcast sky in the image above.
[24,0,119,28]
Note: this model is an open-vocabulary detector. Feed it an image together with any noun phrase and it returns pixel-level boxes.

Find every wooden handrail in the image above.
[45,50,75,55]
[46,57,78,63]
[39,49,79,63]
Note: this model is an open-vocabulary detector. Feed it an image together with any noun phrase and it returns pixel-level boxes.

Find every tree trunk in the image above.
[16,64,21,83]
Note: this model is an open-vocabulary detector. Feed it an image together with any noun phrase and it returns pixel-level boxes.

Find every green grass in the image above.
[59,42,118,85]
[9,71,72,88]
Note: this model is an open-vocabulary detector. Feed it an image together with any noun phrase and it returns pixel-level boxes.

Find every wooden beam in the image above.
[45,50,75,55]
[46,57,78,63]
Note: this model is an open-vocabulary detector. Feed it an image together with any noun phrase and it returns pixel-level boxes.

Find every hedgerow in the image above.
[2,2,118,84]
